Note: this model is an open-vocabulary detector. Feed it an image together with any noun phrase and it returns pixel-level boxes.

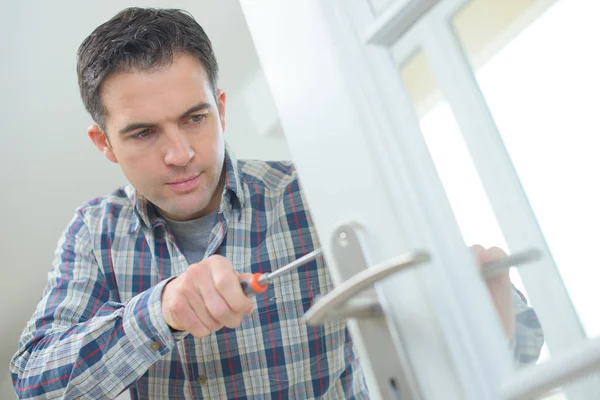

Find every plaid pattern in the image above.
[512,285,544,365]
[10,148,542,399]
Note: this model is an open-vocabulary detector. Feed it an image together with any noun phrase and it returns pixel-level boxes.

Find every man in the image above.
[10,7,543,399]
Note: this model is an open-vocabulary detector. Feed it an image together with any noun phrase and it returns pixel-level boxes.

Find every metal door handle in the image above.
[305,240,540,325]
[304,250,430,325]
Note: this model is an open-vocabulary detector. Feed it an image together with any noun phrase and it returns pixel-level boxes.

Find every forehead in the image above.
[100,53,213,125]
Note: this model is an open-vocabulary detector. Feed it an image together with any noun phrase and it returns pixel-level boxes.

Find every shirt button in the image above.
[150,341,161,351]
[197,375,208,385]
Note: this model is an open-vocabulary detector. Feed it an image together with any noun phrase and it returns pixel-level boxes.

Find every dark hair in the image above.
[77,7,219,131]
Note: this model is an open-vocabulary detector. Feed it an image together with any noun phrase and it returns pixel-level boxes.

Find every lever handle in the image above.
[304,250,430,325]
[305,247,541,325]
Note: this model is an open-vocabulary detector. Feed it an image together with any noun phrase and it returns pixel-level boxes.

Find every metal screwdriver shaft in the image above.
[241,248,324,296]
[241,247,539,297]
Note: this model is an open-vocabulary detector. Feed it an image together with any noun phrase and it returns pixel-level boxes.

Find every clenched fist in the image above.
[161,255,254,337]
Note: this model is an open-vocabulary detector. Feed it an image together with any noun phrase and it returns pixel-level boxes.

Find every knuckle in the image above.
[204,319,222,332]
[175,285,195,304]
[232,298,252,314]
[207,254,234,271]
[208,254,227,263]
[223,313,243,329]
[190,263,209,280]
[190,323,210,338]
[198,308,222,331]
[214,274,233,293]
[470,244,485,254]
[209,301,231,322]
[169,296,187,315]
[489,246,506,256]
[186,261,201,272]
[205,254,223,267]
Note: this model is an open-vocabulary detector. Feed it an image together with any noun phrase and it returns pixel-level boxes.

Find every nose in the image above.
[164,129,195,167]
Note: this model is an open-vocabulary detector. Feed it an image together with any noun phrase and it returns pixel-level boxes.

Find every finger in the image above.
[470,244,486,262]
[238,272,256,314]
[164,291,212,337]
[239,272,253,280]
[483,247,510,280]
[197,265,244,329]
[185,315,212,338]
[470,245,510,273]
[487,246,507,262]
[469,245,488,274]
[212,261,254,315]
[185,292,223,332]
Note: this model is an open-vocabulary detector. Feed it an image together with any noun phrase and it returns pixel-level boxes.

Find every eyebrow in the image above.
[118,102,212,135]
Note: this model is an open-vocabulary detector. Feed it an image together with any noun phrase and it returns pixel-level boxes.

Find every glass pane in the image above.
[397,49,528,292]
[396,48,541,371]
[452,0,600,340]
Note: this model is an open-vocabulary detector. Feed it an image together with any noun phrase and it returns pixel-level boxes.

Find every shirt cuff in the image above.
[122,278,185,362]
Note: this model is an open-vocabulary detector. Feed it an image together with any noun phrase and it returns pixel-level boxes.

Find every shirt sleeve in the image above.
[511,285,544,366]
[10,209,181,399]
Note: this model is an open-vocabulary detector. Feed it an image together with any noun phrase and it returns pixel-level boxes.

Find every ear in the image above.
[216,89,227,132]
[87,124,118,163]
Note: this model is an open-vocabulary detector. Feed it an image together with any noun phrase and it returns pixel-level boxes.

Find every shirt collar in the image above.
[127,143,245,233]
[222,143,245,210]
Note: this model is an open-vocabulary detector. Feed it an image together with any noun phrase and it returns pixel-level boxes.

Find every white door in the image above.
[240,0,600,398]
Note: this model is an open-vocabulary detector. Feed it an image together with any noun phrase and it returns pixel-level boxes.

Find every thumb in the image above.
[238,272,253,281]
[238,272,256,314]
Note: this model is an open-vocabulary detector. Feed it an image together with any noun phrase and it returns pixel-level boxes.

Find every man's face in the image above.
[89,53,227,221]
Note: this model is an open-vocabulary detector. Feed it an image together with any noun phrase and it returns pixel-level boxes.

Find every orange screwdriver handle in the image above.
[240,273,268,296]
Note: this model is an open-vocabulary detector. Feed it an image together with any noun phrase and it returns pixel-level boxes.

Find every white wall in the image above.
[0,1,288,398]
[226,91,291,161]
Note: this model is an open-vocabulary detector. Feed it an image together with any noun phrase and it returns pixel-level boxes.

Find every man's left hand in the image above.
[471,245,515,339]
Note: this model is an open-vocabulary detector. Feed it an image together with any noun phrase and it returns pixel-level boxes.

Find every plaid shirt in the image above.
[11,148,543,399]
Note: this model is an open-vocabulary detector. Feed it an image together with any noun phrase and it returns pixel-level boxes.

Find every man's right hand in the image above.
[161,255,255,337]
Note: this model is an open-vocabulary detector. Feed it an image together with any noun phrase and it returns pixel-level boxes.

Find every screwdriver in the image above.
[240,247,540,297]
[241,248,323,296]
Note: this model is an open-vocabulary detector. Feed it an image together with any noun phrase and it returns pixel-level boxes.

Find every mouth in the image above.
[166,173,201,192]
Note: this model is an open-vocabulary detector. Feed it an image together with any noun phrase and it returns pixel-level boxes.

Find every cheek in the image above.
[118,151,163,184]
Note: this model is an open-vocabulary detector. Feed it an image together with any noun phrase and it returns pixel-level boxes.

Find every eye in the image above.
[189,113,207,123]
[132,129,153,140]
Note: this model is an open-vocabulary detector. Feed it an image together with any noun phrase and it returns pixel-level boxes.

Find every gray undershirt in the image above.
[163,212,217,264]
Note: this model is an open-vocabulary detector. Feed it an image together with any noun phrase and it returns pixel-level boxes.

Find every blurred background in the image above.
[0,1,290,397]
